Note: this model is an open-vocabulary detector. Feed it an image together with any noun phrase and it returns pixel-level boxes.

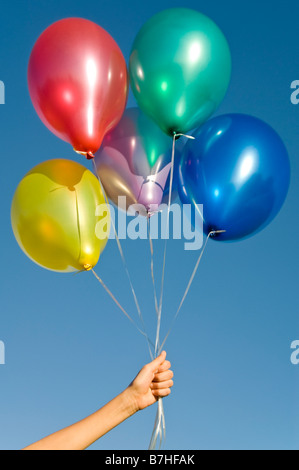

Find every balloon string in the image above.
[92,159,143,321]
[91,269,154,349]
[74,188,83,262]
[148,398,166,450]
[92,159,154,360]
[158,230,226,354]
[147,216,159,319]
[155,133,176,356]
[145,219,165,449]
[149,134,176,451]
[112,217,154,360]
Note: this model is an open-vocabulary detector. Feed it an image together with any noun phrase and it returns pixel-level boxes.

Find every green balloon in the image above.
[129,8,232,136]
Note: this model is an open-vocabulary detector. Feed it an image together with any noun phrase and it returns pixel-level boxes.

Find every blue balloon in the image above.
[178,114,290,241]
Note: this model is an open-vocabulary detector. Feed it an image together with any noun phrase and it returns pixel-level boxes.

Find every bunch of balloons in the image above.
[11,10,290,273]
[10,7,291,450]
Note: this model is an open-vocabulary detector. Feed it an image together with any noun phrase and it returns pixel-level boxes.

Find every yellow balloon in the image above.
[11,159,110,273]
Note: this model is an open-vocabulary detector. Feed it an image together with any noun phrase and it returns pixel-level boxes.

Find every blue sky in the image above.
[0,0,299,450]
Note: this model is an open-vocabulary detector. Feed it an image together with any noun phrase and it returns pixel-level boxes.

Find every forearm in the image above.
[23,388,138,451]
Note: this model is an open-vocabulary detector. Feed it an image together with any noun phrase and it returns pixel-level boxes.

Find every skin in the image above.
[23,351,173,451]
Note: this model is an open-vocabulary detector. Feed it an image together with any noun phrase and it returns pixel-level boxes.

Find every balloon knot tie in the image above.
[73,149,95,160]
[86,152,95,160]
[175,133,195,140]
[83,264,93,271]
[210,230,226,238]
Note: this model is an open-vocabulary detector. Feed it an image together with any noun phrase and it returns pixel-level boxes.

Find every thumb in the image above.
[148,351,167,373]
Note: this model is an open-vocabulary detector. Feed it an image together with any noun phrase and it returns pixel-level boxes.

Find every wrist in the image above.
[122,386,140,416]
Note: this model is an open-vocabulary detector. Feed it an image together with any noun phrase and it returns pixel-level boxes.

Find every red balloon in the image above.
[28,18,128,158]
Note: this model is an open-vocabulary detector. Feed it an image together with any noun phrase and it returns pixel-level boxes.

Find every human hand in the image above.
[128,351,174,412]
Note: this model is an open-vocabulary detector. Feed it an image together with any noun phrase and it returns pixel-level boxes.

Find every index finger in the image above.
[157,360,171,373]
